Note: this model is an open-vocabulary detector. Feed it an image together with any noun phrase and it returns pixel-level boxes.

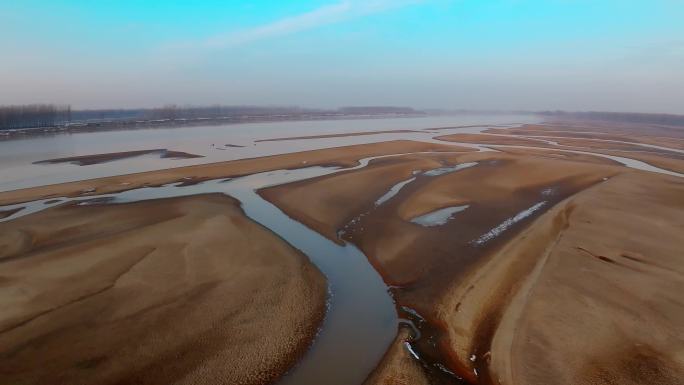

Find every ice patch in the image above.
[375,177,416,206]
[410,205,469,227]
[473,201,547,245]
[423,162,477,176]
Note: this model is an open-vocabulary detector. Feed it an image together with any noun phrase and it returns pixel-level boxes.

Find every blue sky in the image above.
[1,0,683,113]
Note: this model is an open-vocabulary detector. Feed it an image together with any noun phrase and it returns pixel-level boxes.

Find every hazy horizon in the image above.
[2,1,683,114]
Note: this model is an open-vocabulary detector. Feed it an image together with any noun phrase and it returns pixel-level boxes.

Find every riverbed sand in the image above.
[2,125,683,385]
[259,138,684,384]
[261,152,619,287]
[439,170,684,384]
[0,194,326,385]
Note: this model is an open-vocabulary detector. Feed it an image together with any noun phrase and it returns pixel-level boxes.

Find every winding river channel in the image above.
[1,154,454,385]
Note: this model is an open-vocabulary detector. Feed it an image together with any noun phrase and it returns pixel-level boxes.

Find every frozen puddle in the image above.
[473,201,547,245]
[375,177,416,206]
[410,205,469,227]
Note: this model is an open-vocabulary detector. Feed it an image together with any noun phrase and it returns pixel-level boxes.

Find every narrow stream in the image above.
[0,161,401,385]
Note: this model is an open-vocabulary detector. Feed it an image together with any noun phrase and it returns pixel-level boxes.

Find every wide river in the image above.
[0,114,539,192]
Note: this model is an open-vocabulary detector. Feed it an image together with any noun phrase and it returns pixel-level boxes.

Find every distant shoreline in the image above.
[2,109,682,141]
[0,112,430,140]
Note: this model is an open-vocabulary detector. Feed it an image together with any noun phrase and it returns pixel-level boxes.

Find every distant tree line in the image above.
[70,108,146,123]
[0,104,71,130]
[338,106,420,115]
[0,104,426,130]
[145,105,321,120]
[144,105,422,120]
[540,111,684,126]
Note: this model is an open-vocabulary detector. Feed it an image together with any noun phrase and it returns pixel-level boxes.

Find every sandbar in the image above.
[0,194,326,385]
[34,149,203,166]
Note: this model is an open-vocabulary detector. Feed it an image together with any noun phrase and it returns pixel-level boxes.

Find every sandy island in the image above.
[256,125,684,385]
[34,149,204,166]
[0,194,326,385]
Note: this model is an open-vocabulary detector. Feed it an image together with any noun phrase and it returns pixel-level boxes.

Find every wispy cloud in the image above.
[204,0,424,48]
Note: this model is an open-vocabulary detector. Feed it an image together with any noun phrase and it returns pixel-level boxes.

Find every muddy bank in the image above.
[0,194,327,385]
[33,149,203,166]
[364,328,431,385]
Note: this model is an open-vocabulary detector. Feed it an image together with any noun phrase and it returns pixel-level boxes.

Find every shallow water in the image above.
[0,115,537,192]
